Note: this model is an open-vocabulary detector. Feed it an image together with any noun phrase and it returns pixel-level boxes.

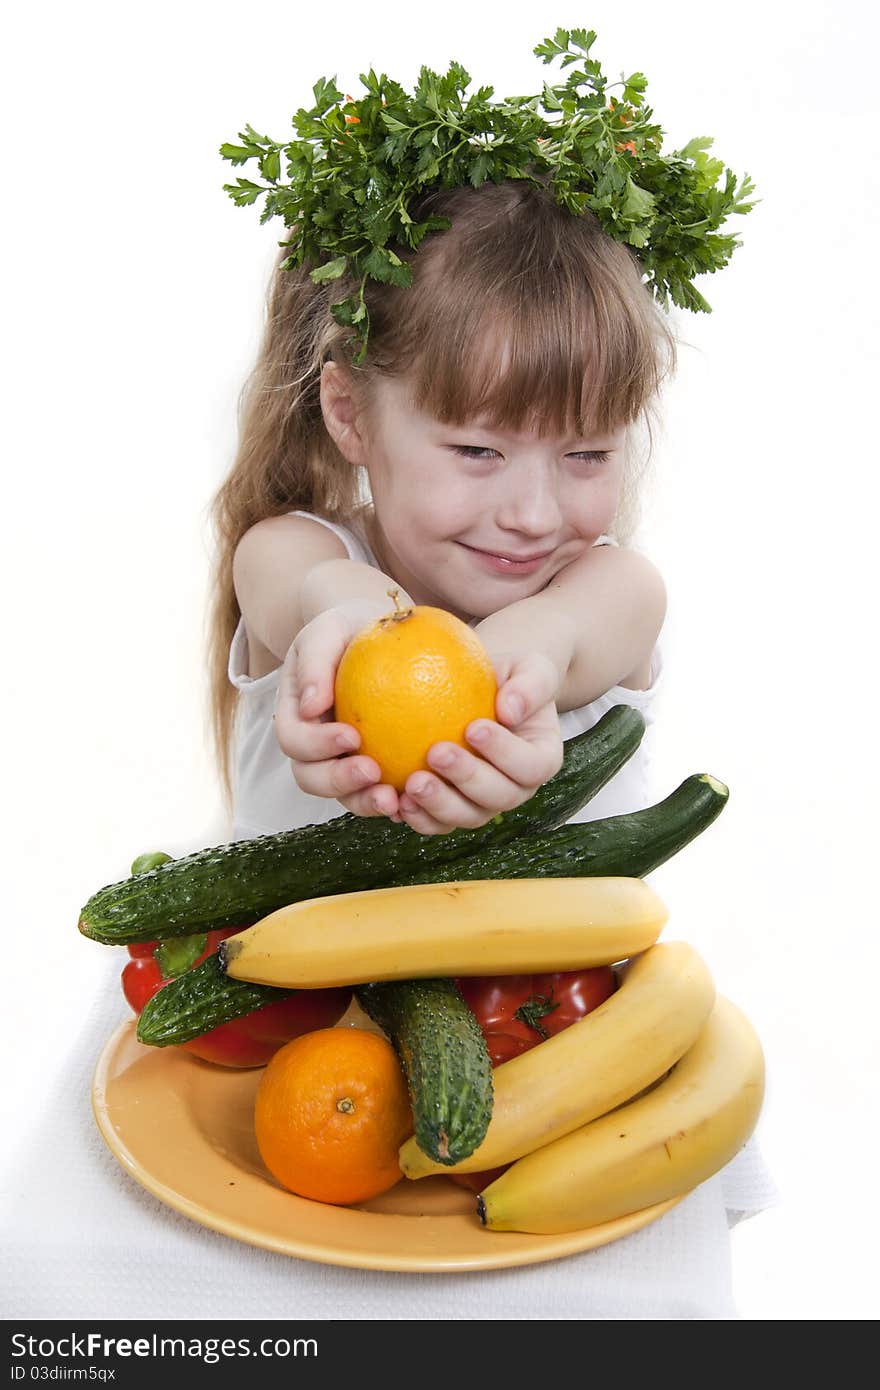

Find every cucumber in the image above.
[134,772,728,1049]
[354,978,493,1165]
[136,953,286,1047]
[425,773,730,883]
[79,705,644,945]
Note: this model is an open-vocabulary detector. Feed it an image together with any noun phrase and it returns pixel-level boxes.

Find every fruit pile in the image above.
[400,939,763,1234]
[78,704,764,1236]
[227,878,763,1232]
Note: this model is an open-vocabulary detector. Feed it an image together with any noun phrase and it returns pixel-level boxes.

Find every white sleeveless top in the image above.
[227,510,663,840]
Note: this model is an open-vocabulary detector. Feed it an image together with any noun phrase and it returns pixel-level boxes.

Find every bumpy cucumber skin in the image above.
[133,773,728,1049]
[79,706,645,945]
[136,954,285,1047]
[423,773,730,883]
[355,978,493,1165]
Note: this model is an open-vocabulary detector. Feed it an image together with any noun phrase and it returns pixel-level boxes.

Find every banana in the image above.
[400,940,715,1177]
[478,995,765,1234]
[220,877,667,989]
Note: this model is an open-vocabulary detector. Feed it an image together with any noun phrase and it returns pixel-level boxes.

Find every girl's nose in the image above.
[495,462,563,537]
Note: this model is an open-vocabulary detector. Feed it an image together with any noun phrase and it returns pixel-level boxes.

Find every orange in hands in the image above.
[334,591,498,792]
[254,1027,413,1205]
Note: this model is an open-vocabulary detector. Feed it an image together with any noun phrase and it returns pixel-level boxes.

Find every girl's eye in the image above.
[450,446,611,463]
[572,450,611,464]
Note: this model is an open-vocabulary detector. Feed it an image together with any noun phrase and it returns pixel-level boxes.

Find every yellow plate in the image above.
[92,1016,683,1273]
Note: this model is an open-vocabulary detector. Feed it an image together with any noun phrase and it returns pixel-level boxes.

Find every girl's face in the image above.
[356,372,626,621]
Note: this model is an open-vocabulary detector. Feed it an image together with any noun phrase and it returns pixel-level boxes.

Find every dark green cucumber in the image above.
[136,953,287,1047]
[79,705,644,945]
[425,773,730,882]
[354,978,493,1165]
[135,773,727,1050]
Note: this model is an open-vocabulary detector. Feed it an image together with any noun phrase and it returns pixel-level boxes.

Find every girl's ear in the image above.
[320,361,371,467]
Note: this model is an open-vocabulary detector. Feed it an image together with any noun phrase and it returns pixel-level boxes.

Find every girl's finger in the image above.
[460,718,563,791]
[276,611,353,723]
[400,764,515,828]
[275,637,329,724]
[396,800,457,835]
[495,653,560,728]
[275,714,361,763]
[275,626,355,755]
[275,640,304,729]
[338,784,402,819]
[290,753,383,800]
[396,787,482,835]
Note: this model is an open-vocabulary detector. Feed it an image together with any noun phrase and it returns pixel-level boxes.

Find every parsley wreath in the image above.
[221,27,757,363]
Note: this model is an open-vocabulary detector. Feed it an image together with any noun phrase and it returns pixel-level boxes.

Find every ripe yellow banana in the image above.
[220,877,667,989]
[400,940,715,1177]
[478,994,765,1234]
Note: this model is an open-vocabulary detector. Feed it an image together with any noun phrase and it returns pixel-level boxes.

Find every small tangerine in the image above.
[254,1027,412,1206]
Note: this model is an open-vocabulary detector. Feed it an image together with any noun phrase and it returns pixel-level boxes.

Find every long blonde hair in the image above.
[207,174,678,806]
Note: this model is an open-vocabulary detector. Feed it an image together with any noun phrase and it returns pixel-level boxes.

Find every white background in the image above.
[5,0,879,1319]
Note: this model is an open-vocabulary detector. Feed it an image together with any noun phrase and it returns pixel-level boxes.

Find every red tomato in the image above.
[121,927,352,1067]
[124,940,160,960]
[447,1164,511,1193]
[444,969,617,1191]
[455,968,617,1067]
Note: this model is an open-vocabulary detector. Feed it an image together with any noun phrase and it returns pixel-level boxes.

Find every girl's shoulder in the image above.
[233,510,352,586]
[231,511,374,686]
[240,508,377,568]
[231,511,351,644]
[232,510,381,659]
[286,508,378,566]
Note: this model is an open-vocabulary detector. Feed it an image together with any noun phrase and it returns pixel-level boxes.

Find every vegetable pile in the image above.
[79,705,764,1234]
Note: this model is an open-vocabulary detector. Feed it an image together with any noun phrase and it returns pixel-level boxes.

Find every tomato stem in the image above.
[513,993,560,1039]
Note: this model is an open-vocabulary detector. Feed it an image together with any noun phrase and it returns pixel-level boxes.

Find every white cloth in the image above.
[228,511,661,840]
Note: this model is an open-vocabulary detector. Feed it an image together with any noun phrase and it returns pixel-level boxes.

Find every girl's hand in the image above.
[396,652,564,836]
[274,604,402,820]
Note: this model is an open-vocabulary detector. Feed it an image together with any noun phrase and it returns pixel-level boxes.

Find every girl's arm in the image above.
[233,517,412,819]
[388,546,664,834]
[238,521,662,834]
[253,546,563,832]
[473,545,667,711]
[233,518,407,664]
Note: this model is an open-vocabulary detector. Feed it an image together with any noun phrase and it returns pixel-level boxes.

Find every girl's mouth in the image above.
[459,543,554,576]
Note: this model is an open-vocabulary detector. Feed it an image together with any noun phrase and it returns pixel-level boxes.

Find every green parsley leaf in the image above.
[622,175,656,220]
[309,256,348,284]
[220,28,758,360]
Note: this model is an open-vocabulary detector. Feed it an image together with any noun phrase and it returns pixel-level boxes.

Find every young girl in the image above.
[204,45,774,1317]
[210,174,672,841]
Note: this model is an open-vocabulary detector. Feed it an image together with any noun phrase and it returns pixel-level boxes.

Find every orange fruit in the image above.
[334,591,498,791]
[254,1027,412,1205]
